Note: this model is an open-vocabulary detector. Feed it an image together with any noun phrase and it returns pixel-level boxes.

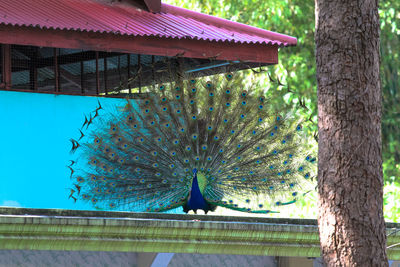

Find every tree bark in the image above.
[315,0,388,266]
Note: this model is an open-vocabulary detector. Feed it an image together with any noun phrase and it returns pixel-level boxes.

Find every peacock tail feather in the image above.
[69,72,316,214]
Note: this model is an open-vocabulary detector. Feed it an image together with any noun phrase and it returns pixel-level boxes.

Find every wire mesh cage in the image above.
[1,44,266,97]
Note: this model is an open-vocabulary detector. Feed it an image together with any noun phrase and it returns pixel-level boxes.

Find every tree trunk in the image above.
[315,0,388,266]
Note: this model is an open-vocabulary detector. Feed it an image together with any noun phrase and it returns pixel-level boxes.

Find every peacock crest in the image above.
[68,72,316,214]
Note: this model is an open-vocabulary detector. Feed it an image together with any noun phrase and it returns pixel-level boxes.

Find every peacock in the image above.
[68,72,316,214]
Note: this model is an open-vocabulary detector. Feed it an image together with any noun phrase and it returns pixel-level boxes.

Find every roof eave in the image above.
[160,3,297,47]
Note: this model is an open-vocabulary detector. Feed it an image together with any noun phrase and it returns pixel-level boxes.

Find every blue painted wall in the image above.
[0,91,122,210]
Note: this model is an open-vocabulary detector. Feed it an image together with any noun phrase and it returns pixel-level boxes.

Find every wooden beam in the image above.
[54,48,59,92]
[104,56,108,94]
[80,59,85,94]
[0,25,278,64]
[2,44,11,90]
[95,51,99,95]
[29,47,38,91]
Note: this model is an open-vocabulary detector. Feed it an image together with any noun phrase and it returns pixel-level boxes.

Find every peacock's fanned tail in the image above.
[69,73,316,213]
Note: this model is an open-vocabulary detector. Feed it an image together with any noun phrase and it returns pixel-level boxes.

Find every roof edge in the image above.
[161,3,297,46]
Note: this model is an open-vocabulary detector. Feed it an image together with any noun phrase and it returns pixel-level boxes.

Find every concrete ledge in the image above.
[1,208,399,259]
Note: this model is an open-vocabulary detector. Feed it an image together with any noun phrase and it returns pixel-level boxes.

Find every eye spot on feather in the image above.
[152,151,158,156]
[226,73,233,79]
[269,186,274,190]
[159,85,165,90]
[190,100,195,104]
[191,88,196,92]
[109,203,116,208]
[282,139,286,144]
[186,146,191,151]
[207,156,212,161]
[209,107,214,111]
[242,101,246,105]
[305,173,310,179]
[214,136,219,140]
[258,204,263,208]
[136,168,141,173]
[297,125,302,131]
[77,177,84,183]
[152,163,158,168]
[170,151,177,156]
[202,145,208,150]
[280,180,285,184]
[192,115,196,120]
[91,198,98,203]
[219,148,224,153]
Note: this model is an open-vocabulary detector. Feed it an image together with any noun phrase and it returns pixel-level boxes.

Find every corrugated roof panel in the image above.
[0,0,297,47]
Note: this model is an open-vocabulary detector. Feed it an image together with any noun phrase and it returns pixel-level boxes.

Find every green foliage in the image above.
[380,2,400,181]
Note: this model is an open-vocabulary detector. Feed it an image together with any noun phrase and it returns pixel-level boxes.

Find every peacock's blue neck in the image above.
[187,169,208,211]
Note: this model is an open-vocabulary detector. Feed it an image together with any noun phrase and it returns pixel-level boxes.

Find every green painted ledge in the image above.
[0,207,399,259]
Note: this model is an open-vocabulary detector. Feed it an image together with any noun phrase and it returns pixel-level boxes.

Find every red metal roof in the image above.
[0,0,297,47]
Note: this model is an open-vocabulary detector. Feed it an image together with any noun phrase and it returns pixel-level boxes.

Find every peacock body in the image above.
[69,73,316,214]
